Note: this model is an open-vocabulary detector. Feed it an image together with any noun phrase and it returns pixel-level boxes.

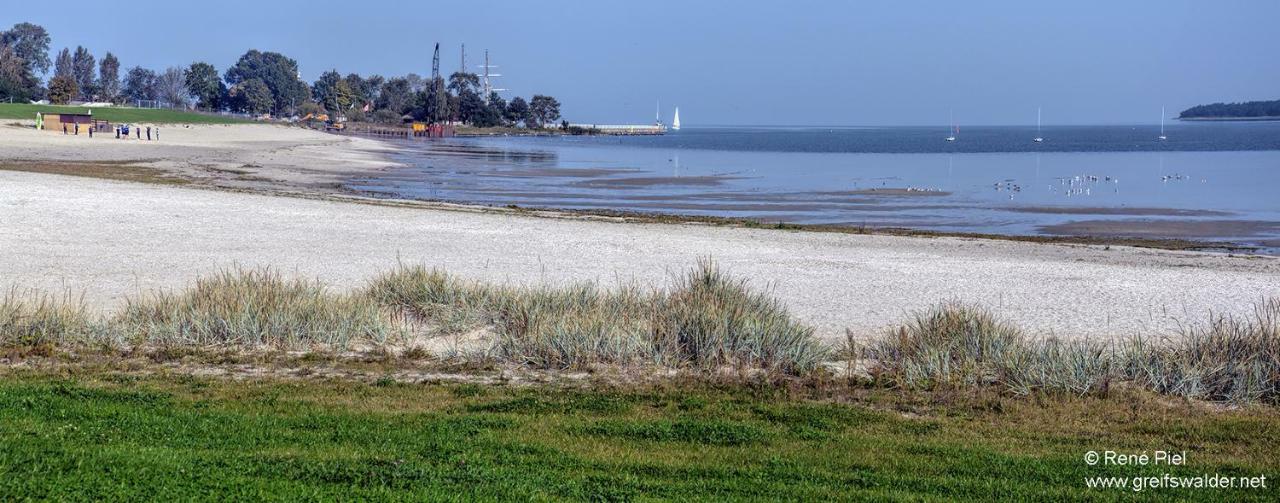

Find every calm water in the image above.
[348,123,1280,249]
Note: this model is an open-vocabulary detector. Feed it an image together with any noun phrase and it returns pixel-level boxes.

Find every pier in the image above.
[341,123,455,139]
[569,123,667,135]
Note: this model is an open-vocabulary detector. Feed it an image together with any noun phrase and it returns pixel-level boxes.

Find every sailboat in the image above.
[945,109,957,141]
[1033,107,1044,143]
[672,107,681,131]
[1158,106,1167,141]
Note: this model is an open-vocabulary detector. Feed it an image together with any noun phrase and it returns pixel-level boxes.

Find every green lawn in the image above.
[0,373,1275,501]
[0,103,250,125]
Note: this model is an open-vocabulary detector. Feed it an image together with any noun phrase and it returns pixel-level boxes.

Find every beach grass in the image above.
[2,266,1279,405]
[869,302,1278,405]
[0,372,1274,501]
[365,260,826,372]
[0,103,250,125]
[114,269,401,349]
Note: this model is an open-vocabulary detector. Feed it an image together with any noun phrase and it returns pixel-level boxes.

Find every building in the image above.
[36,111,98,133]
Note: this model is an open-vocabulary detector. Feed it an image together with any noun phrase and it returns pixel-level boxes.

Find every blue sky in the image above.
[8,0,1279,125]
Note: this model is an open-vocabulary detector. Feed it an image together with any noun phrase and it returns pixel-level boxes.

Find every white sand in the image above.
[3,164,1277,342]
[0,123,397,187]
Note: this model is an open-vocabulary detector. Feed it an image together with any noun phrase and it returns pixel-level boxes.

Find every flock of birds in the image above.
[1050,174,1121,197]
[984,172,1206,200]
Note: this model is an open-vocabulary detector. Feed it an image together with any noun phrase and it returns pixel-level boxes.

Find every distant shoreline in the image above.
[1178,116,1280,122]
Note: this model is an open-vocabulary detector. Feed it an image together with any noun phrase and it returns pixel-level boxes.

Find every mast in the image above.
[1037,106,1042,136]
[1161,106,1165,136]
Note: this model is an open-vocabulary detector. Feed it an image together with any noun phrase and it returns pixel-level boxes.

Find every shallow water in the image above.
[348,123,1280,249]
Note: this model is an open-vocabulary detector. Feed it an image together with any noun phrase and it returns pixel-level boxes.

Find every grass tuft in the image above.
[366,260,825,372]
[868,303,1116,396]
[0,290,98,347]
[115,269,398,349]
[1125,299,1280,404]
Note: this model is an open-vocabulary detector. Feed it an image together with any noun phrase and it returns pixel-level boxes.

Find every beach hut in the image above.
[38,110,95,132]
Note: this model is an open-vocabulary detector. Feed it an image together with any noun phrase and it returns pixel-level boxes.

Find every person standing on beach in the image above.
[146,126,151,141]
[155,127,159,141]
[88,125,93,138]
[62,123,67,135]
[136,127,141,139]
[115,126,120,139]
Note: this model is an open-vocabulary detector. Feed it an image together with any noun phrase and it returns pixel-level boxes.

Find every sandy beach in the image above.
[2,123,1278,342]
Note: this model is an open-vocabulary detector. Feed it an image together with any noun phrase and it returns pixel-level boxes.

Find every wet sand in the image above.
[1010,206,1233,217]
[1040,219,1280,239]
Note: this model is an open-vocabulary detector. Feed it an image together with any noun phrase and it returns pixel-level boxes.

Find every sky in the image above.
[8,0,1279,126]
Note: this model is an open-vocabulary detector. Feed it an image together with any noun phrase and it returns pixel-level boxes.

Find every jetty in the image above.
[568,123,667,135]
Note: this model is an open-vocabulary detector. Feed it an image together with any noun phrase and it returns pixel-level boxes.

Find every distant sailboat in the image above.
[945,109,957,141]
[1033,107,1044,143]
[672,107,681,131]
[1158,106,1167,141]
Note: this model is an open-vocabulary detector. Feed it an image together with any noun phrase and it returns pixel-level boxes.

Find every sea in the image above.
[347,122,1280,250]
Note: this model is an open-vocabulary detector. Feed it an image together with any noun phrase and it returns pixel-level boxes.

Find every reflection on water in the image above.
[347,126,1280,249]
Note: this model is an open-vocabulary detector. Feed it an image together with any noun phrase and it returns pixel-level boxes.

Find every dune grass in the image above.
[114,269,399,349]
[2,265,1278,404]
[1124,299,1280,403]
[0,290,99,347]
[0,103,249,124]
[365,260,825,372]
[0,373,1275,501]
[869,302,1278,404]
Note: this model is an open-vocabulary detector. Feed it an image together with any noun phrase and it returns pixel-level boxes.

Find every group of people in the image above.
[60,122,159,141]
[113,124,158,141]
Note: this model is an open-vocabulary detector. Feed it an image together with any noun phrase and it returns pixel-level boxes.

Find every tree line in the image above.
[0,22,563,128]
[1179,100,1280,119]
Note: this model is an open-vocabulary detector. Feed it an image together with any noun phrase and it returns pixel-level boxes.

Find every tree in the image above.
[185,61,223,110]
[0,22,51,75]
[504,96,530,126]
[529,95,561,128]
[0,22,50,100]
[72,46,94,100]
[312,70,353,115]
[344,73,382,107]
[97,53,120,103]
[0,45,34,101]
[47,74,77,104]
[223,50,309,116]
[455,89,485,124]
[156,67,188,108]
[53,47,72,79]
[375,77,413,115]
[122,66,158,103]
[447,72,479,95]
[472,92,506,127]
[228,78,273,114]
[404,73,425,94]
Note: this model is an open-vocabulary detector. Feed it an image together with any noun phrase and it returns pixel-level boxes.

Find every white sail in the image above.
[672,107,681,130]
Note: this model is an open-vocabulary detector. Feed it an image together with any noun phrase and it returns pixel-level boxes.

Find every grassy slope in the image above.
[0,373,1275,501]
[0,103,250,125]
